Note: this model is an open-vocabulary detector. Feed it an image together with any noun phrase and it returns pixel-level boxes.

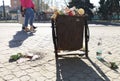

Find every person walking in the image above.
[20,6,37,30]
[20,0,36,32]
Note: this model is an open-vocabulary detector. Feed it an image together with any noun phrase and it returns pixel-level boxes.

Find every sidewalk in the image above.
[0,22,119,27]
[0,23,120,81]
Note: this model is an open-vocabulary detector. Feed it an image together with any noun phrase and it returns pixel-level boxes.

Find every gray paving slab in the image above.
[0,23,120,81]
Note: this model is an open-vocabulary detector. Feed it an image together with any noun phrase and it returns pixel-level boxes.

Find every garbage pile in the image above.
[9,52,44,63]
[96,38,119,70]
[51,6,85,19]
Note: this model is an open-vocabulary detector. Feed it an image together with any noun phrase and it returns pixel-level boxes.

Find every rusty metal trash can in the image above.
[51,15,89,58]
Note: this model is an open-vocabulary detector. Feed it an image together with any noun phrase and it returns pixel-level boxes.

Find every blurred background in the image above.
[0,0,120,23]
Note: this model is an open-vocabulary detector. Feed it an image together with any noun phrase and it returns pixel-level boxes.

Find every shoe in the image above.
[33,26,37,29]
[30,27,36,33]
[24,27,30,32]
[22,26,37,30]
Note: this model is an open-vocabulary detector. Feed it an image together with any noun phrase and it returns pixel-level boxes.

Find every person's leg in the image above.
[33,13,37,29]
[24,9,30,31]
[29,8,35,32]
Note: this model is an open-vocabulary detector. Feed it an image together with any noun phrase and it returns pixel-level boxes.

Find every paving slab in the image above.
[0,23,120,81]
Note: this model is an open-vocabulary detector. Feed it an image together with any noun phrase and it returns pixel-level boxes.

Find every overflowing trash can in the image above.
[51,15,89,58]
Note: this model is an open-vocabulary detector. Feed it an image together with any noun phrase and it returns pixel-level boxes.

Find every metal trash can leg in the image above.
[51,19,58,57]
[85,20,89,58]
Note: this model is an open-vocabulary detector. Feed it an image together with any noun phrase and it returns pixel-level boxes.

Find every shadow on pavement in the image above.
[56,56,110,81]
[96,58,119,72]
[88,58,110,81]
[9,30,34,48]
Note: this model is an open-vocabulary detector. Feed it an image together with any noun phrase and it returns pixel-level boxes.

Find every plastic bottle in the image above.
[96,38,102,59]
